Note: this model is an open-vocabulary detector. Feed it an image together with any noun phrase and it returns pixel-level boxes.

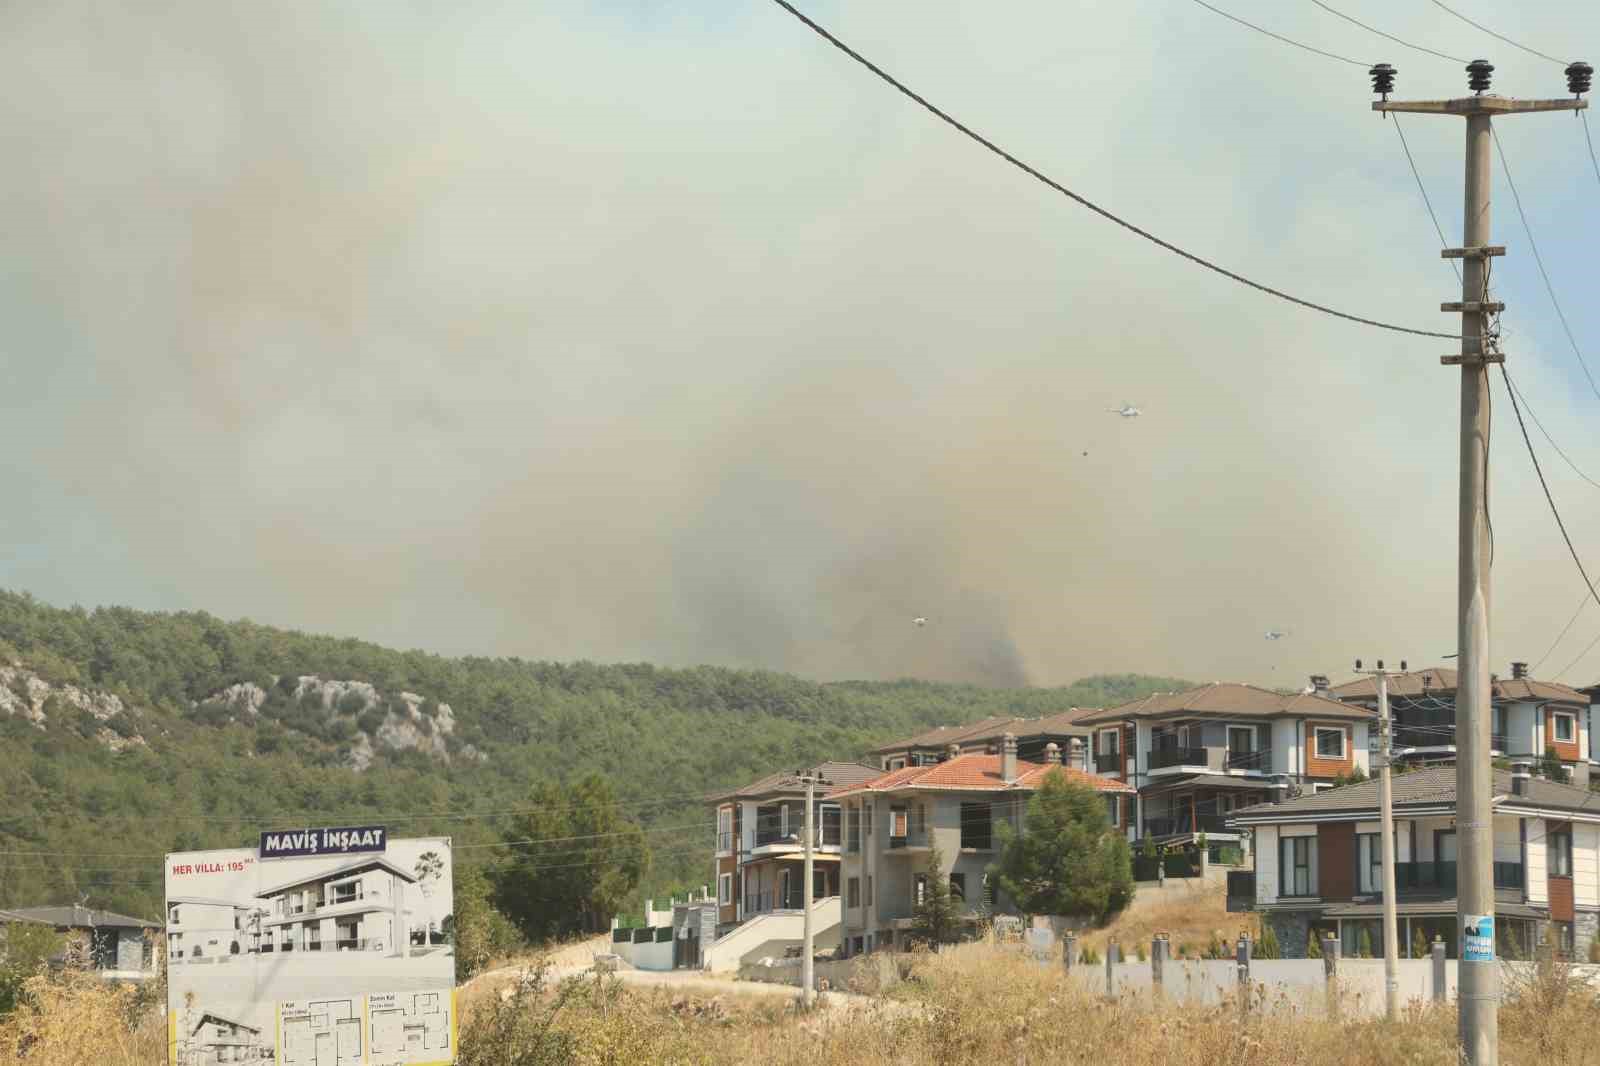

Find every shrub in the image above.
[1357,928,1373,959]
[1307,930,1323,958]
[1256,923,1280,959]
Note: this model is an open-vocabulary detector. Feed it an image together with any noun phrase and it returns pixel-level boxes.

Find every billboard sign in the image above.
[165,834,455,1066]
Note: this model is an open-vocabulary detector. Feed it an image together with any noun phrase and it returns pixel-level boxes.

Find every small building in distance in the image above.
[0,904,158,980]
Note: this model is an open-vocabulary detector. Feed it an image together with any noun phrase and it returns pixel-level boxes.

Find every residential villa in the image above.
[829,735,1135,956]
[1079,681,1376,850]
[1227,763,1600,959]
[708,761,881,930]
[255,855,419,958]
[183,1010,265,1066]
[0,905,158,979]
[1327,663,1594,785]
[167,896,252,960]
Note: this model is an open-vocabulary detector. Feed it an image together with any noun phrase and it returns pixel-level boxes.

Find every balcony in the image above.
[742,889,805,914]
[1225,749,1271,772]
[1391,725,1508,753]
[1147,746,1208,771]
[887,830,932,851]
[717,831,734,853]
[1094,751,1123,773]
[1143,813,1230,838]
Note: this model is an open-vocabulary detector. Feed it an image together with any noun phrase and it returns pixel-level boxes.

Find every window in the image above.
[865,875,874,907]
[888,757,906,771]
[914,873,928,908]
[1356,832,1398,894]
[864,802,873,837]
[960,802,993,850]
[846,877,860,909]
[1280,836,1318,897]
[717,807,733,852]
[1098,729,1120,755]
[846,806,861,853]
[1553,713,1576,744]
[1315,727,1347,760]
[1104,794,1121,827]
[891,806,908,839]
[1549,827,1573,877]
[950,872,966,902]
[718,873,732,906]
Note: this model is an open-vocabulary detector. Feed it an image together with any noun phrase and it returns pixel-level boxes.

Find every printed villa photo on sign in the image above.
[166,835,456,1066]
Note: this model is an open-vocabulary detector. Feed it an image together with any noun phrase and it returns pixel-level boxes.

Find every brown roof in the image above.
[1077,682,1371,724]
[708,761,884,803]
[870,709,1099,756]
[0,906,158,930]
[1230,765,1600,822]
[1330,668,1588,706]
[827,754,1134,800]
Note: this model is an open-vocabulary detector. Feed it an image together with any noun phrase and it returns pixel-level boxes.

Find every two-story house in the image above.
[868,709,1100,771]
[829,735,1134,956]
[255,855,419,958]
[1228,763,1600,959]
[1078,682,1375,849]
[166,896,250,961]
[184,1010,266,1065]
[1328,663,1593,785]
[708,761,883,931]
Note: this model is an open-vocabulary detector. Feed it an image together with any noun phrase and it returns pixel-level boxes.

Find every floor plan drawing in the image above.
[368,989,452,1064]
[280,997,362,1066]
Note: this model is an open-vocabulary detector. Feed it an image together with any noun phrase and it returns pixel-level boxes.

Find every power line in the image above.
[1557,627,1600,681]
[1391,115,1461,283]
[1532,593,1593,674]
[1425,0,1567,66]
[1491,128,1600,404]
[1499,366,1600,633]
[1189,0,1366,66]
[1306,0,1464,63]
[766,0,1457,340]
[1584,111,1600,189]
[1500,374,1600,490]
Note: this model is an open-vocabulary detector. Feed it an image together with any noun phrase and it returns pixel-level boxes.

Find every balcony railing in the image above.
[1093,751,1122,773]
[1391,726,1509,752]
[743,889,804,914]
[717,831,735,852]
[888,830,932,850]
[1143,813,1229,838]
[1148,746,1208,770]
[1225,749,1271,771]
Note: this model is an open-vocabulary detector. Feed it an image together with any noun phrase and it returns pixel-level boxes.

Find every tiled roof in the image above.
[1077,682,1372,724]
[869,709,1100,756]
[0,906,158,930]
[1229,766,1600,822]
[708,761,884,803]
[1329,668,1588,706]
[827,753,1134,800]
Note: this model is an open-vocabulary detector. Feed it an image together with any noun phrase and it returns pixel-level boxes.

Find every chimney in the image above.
[1511,761,1531,796]
[1309,675,1330,694]
[1044,741,1061,766]
[1511,662,1529,680]
[1069,736,1087,772]
[946,743,960,761]
[1001,733,1019,783]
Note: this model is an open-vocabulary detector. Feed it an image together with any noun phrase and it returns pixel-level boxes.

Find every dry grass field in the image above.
[6,930,1600,1066]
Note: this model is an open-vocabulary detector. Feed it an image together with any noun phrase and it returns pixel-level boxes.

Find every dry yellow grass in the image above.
[0,973,164,1066]
[1077,878,1257,958]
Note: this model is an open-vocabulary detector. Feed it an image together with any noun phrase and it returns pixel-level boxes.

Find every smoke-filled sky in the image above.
[4,1,1600,688]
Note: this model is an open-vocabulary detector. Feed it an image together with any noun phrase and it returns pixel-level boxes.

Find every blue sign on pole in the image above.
[1462,914,1495,962]
[258,825,387,860]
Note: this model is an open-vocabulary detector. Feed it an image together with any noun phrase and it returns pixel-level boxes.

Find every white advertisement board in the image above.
[165,831,455,1066]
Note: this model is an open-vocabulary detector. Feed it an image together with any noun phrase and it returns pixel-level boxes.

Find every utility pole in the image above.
[794,767,832,1009]
[1355,657,1406,1020]
[1370,59,1589,1065]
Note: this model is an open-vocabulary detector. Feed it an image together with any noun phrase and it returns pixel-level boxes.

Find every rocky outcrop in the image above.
[0,661,145,750]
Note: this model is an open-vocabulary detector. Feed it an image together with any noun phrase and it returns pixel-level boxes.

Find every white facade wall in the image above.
[1505,702,1540,758]
[1351,721,1371,775]
[1255,826,1278,905]
[1271,720,1300,778]
[1493,819,1521,866]
[1575,823,1600,907]
[1527,820,1548,904]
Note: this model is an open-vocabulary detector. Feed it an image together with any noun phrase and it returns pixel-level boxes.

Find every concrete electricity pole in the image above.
[1355,657,1406,1020]
[1371,59,1589,1065]
[794,767,832,1009]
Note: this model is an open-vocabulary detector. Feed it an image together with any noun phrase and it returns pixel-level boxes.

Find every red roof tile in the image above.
[827,753,1133,799]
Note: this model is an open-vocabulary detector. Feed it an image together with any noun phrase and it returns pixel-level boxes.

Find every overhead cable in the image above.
[1189,0,1366,66]
[766,0,1457,340]
[1425,0,1567,66]
[1307,0,1465,63]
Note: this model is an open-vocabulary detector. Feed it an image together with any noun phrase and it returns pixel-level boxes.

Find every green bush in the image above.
[1256,923,1280,959]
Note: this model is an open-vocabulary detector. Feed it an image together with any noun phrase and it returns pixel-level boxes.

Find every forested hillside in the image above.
[0,590,1188,922]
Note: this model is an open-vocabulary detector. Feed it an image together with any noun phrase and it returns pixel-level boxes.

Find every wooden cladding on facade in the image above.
[1546,708,1581,762]
[1318,822,1356,901]
[1304,722,1354,779]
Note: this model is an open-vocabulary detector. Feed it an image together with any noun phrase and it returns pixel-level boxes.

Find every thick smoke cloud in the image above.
[3,1,1598,686]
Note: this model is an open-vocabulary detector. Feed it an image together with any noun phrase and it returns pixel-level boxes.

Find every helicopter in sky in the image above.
[1108,404,1142,418]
